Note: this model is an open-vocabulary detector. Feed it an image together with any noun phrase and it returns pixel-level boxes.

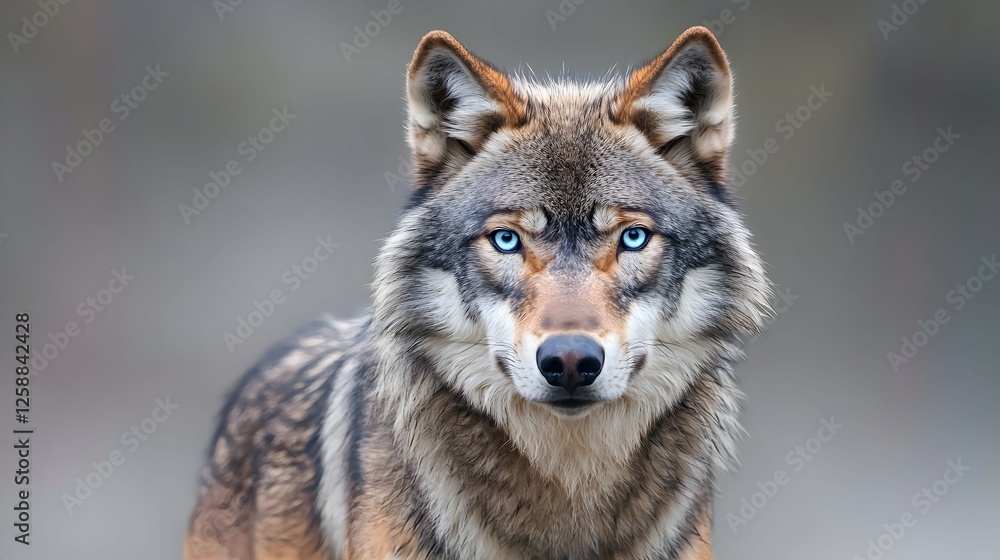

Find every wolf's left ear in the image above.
[614,27,734,183]
[406,31,526,183]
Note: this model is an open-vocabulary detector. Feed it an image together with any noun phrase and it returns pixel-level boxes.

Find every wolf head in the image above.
[371,28,769,484]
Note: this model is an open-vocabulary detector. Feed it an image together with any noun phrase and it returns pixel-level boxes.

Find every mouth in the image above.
[548,398,594,410]
[541,397,603,418]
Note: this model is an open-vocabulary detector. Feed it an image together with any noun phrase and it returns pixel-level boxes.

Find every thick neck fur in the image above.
[366,319,741,556]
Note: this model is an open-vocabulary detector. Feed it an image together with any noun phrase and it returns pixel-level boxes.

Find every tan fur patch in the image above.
[348,426,428,560]
[518,271,624,340]
[184,483,253,559]
[252,470,330,559]
[679,503,713,560]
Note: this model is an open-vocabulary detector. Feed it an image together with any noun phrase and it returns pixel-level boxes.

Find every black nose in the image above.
[536,334,604,395]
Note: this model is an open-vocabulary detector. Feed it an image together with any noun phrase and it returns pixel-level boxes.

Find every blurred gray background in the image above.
[1,0,998,558]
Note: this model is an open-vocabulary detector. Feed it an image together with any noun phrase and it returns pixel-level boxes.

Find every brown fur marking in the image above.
[679,501,713,560]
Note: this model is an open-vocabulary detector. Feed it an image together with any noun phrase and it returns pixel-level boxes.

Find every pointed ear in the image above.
[614,27,734,184]
[406,31,526,184]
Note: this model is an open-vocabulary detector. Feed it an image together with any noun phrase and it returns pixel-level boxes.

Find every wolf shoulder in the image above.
[221,314,369,416]
[186,314,370,559]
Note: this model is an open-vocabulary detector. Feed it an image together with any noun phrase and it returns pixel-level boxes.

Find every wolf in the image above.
[185,26,770,560]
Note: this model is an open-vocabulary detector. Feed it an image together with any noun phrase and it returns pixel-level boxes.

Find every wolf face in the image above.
[372,28,769,485]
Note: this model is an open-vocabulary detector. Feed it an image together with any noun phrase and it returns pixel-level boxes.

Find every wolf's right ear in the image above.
[614,27,734,185]
[406,31,526,184]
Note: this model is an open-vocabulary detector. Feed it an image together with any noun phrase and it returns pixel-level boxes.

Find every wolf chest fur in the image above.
[186,26,770,560]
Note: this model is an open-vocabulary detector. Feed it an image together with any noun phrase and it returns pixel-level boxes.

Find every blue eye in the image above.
[490,229,521,253]
[620,227,650,251]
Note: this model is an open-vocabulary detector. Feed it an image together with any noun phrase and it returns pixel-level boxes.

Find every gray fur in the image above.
[186,27,769,560]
